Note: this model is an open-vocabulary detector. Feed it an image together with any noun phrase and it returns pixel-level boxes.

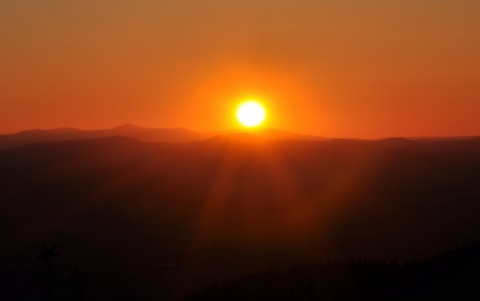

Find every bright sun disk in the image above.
[236,101,266,127]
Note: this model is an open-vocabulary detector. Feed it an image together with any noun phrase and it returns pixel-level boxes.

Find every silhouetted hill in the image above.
[244,128,327,141]
[204,132,272,146]
[109,124,215,143]
[1,137,480,300]
[0,136,161,170]
[0,125,327,150]
[0,127,82,149]
[181,244,480,300]
[0,124,214,149]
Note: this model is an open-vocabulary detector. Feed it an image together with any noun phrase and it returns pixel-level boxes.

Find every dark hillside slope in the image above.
[181,244,480,301]
[0,137,479,300]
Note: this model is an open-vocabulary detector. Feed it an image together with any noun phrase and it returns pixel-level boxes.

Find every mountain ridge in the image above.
[1,134,480,300]
[0,125,328,150]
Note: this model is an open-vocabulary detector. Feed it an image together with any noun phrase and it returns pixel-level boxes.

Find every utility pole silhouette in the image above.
[37,242,61,301]
[69,265,86,301]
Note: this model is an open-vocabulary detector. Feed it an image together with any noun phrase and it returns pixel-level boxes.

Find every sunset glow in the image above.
[1,2,480,300]
[1,1,479,138]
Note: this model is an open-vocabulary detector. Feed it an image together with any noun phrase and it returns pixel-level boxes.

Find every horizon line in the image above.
[1,123,480,141]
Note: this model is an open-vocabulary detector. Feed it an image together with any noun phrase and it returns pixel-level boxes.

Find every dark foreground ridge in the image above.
[0,136,480,300]
[182,244,480,301]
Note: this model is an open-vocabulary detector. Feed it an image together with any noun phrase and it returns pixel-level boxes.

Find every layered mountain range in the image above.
[1,129,479,300]
[0,124,328,149]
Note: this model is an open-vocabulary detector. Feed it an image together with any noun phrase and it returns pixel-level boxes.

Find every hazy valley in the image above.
[1,127,479,300]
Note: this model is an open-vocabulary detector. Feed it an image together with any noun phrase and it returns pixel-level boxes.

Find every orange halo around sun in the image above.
[236,100,266,127]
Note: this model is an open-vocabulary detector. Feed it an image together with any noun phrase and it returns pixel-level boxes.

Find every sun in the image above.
[236,101,266,127]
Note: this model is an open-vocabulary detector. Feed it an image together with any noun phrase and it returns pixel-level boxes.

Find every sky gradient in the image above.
[1,0,479,138]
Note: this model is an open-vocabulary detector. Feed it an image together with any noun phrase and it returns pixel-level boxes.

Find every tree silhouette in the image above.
[69,265,86,301]
[37,242,61,301]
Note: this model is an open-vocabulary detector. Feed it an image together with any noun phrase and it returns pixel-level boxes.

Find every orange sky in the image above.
[1,1,479,138]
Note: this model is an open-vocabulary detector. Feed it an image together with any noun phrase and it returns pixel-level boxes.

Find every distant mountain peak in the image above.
[0,125,327,150]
